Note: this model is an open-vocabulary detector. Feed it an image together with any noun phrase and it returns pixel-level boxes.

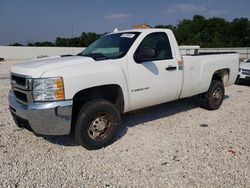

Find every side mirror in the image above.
[134,48,156,63]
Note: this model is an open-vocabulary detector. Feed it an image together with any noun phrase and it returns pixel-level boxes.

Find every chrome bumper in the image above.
[8,90,73,135]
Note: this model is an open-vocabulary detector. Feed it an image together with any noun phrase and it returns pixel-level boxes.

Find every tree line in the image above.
[10,32,101,47]
[10,15,250,48]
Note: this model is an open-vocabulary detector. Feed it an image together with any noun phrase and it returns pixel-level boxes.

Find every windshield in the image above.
[79,32,140,60]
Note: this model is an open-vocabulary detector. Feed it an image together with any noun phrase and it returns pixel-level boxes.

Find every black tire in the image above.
[75,99,121,150]
[200,80,225,110]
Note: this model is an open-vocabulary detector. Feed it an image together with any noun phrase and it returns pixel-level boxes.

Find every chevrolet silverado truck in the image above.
[9,29,239,149]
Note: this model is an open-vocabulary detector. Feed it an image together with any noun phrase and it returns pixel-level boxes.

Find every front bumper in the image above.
[8,90,73,135]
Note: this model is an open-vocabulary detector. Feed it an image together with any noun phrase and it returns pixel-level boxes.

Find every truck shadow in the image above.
[42,134,79,146]
[117,97,200,140]
[42,95,229,147]
[118,94,230,140]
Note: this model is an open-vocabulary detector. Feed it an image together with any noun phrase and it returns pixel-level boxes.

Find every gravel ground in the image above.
[0,60,250,187]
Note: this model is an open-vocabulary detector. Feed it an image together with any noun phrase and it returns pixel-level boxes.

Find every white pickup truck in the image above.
[238,59,250,82]
[9,29,239,149]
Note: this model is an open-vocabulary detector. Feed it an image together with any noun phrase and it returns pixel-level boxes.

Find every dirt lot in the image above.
[0,60,249,187]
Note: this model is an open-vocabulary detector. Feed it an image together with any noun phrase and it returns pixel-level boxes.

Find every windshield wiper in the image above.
[78,53,109,61]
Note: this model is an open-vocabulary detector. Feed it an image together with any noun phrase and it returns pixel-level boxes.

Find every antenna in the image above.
[71,20,74,55]
[71,20,74,38]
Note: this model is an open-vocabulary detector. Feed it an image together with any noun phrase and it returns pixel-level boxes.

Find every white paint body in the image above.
[11,29,239,113]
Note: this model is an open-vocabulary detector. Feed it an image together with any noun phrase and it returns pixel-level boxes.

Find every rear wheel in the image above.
[200,80,225,110]
[75,99,121,150]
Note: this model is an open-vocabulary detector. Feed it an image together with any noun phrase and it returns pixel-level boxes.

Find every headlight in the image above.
[33,77,65,101]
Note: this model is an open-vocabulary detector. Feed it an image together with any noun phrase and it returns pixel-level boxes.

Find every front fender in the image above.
[42,60,130,112]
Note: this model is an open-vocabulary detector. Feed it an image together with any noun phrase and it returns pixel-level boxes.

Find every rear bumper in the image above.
[8,90,73,135]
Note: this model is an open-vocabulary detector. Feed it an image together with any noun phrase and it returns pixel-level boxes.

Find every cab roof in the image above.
[111,28,171,34]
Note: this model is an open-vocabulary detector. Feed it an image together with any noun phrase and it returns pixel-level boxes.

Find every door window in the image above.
[135,32,173,62]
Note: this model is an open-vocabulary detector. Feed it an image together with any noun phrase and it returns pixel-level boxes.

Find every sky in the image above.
[0,0,249,45]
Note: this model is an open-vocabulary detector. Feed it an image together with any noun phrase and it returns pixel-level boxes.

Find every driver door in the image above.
[127,32,182,111]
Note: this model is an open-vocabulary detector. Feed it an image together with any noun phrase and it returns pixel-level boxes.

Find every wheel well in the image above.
[212,69,230,85]
[70,85,124,133]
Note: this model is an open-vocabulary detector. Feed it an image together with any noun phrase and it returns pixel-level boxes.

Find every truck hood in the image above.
[11,56,95,77]
[240,63,250,70]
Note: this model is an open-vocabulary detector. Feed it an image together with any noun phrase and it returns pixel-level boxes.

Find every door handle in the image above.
[165,66,177,71]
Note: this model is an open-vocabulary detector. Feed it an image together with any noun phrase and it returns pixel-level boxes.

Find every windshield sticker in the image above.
[121,33,135,38]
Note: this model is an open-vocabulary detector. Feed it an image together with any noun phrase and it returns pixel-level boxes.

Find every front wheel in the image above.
[75,99,121,150]
[200,80,225,110]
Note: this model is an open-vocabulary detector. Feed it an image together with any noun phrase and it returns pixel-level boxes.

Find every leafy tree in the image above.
[9,43,24,46]
[176,19,194,45]
[55,37,69,47]
[174,15,249,47]
[27,43,34,46]
[154,24,177,36]
[230,18,250,47]
[82,32,101,46]
[54,32,100,47]
[33,41,55,46]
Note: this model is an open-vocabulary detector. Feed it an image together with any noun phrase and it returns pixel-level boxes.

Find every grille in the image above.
[11,73,32,104]
[13,90,28,103]
[11,74,26,86]
[242,69,250,76]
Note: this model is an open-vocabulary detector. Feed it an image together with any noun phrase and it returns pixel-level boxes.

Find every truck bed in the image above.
[191,52,237,56]
[180,53,239,98]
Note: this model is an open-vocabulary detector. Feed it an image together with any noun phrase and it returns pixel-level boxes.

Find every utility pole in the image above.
[71,20,74,55]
